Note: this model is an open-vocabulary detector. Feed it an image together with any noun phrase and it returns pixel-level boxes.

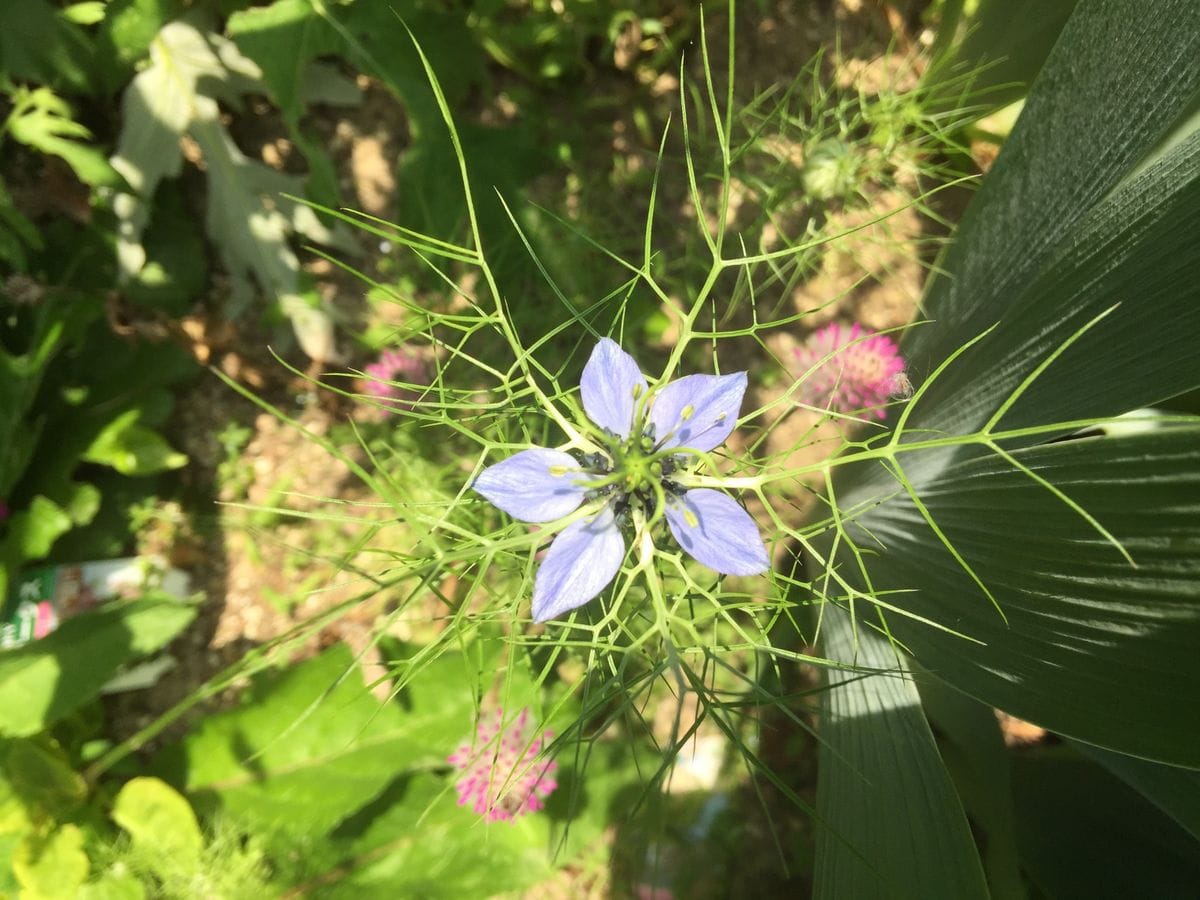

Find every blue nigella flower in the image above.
[473,338,770,622]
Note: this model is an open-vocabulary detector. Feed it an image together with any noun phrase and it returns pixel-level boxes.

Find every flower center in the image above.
[574,426,684,526]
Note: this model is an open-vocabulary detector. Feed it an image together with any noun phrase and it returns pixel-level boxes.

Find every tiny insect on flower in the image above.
[792,322,907,420]
[471,338,770,622]
[447,708,558,823]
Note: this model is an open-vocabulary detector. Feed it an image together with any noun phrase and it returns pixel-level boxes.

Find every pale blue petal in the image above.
[473,448,592,523]
[580,338,648,438]
[665,488,769,576]
[649,372,747,452]
[532,506,626,622]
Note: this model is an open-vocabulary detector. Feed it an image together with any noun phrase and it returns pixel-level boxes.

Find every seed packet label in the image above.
[1,557,190,651]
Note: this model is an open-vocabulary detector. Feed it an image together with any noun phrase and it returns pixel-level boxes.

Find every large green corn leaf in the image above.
[1075,743,1200,841]
[837,428,1200,766]
[816,3,1200,892]
[900,0,1200,445]
[1011,750,1200,896]
[814,606,987,900]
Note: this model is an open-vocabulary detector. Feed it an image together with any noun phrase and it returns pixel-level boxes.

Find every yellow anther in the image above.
[683,508,700,528]
[549,465,570,476]
[680,404,695,421]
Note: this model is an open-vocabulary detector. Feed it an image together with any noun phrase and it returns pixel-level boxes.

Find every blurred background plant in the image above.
[2,0,1198,897]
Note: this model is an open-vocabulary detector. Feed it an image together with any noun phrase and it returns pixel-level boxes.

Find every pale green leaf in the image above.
[61,2,106,26]
[12,824,89,900]
[112,777,203,868]
[78,871,147,900]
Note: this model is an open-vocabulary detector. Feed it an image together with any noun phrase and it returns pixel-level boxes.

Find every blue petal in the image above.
[580,338,648,438]
[665,488,769,576]
[532,506,626,622]
[473,448,592,523]
[649,372,747,452]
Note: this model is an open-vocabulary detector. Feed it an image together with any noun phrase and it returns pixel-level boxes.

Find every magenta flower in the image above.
[447,708,558,823]
[362,347,429,409]
[472,339,770,622]
[792,323,906,420]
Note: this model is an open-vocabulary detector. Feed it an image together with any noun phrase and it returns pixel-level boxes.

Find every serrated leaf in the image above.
[6,87,124,187]
[306,774,556,899]
[0,597,195,737]
[814,606,987,900]
[110,18,343,360]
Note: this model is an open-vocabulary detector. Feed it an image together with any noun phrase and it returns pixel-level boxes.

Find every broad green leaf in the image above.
[0,769,32,836]
[1074,742,1200,841]
[1011,749,1200,897]
[814,605,987,900]
[157,644,476,839]
[109,18,344,360]
[0,597,196,737]
[298,774,555,899]
[82,409,187,476]
[286,721,642,898]
[12,823,89,900]
[836,428,1200,766]
[112,777,203,869]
